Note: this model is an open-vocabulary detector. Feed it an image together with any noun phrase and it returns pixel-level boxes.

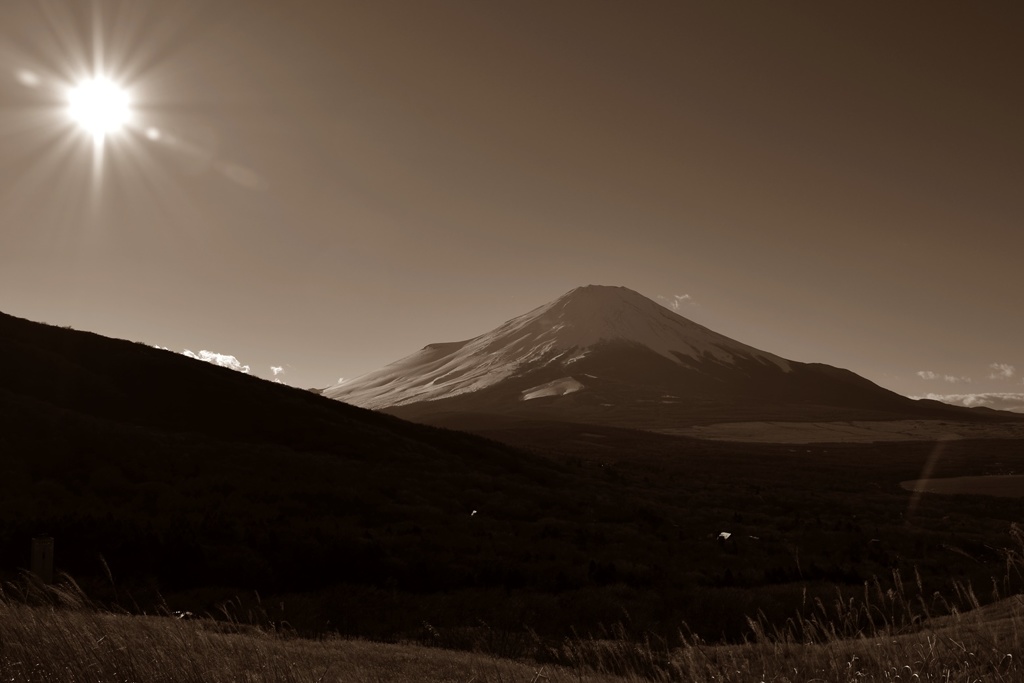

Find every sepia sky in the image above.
[1,1,1021,410]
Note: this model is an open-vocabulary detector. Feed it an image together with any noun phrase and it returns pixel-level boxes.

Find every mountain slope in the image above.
[325,285,790,409]
[325,285,999,427]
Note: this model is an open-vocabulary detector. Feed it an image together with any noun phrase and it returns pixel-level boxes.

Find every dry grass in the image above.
[0,576,628,682]
[548,571,1024,682]
[3,570,1024,682]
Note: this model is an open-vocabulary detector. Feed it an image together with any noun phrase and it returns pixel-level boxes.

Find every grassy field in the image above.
[901,474,1024,498]
[3,573,1024,682]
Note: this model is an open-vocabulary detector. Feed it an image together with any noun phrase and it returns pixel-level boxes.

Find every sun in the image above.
[67,76,132,140]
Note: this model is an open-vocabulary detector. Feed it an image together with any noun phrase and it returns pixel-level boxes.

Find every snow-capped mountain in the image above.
[324,285,969,427]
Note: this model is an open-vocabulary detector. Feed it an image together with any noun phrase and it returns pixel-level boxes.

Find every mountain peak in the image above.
[556,284,660,310]
[499,285,788,369]
[561,284,640,298]
[552,284,657,316]
[325,285,791,409]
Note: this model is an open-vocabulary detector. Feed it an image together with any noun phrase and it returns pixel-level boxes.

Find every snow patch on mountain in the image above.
[521,377,585,401]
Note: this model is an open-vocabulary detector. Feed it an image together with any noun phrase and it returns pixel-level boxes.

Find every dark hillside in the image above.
[0,310,525,461]
[0,311,585,617]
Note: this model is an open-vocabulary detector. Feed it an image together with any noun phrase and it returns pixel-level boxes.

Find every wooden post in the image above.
[31,536,54,584]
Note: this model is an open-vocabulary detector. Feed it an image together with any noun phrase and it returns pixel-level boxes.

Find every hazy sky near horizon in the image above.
[1,1,1021,409]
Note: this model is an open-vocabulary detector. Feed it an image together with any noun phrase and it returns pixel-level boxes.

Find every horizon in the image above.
[1,1,1021,412]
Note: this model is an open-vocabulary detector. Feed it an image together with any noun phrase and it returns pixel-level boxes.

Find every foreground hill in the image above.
[325,285,1004,429]
[0,309,588,626]
[0,310,510,460]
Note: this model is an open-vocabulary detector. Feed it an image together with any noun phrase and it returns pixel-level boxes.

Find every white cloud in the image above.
[271,366,284,376]
[183,349,251,374]
[658,293,694,311]
[917,371,970,383]
[913,392,1024,414]
[990,363,1015,380]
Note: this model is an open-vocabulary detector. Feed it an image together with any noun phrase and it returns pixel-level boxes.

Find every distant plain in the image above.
[902,474,1024,498]
[663,419,1024,443]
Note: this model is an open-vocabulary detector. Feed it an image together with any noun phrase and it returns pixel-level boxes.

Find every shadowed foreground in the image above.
[2,577,1023,683]
[7,309,1024,644]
